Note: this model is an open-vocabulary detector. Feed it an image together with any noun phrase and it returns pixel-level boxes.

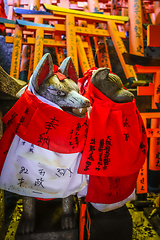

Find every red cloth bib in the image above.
[78,78,148,204]
[0,89,89,173]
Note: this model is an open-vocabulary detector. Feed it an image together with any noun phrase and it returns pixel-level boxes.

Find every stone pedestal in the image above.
[15,229,78,240]
[15,199,78,240]
[144,207,160,236]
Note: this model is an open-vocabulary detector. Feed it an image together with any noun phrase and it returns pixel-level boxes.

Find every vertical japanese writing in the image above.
[34,168,46,188]
[75,123,81,147]
[28,144,34,153]
[17,177,25,187]
[6,112,18,127]
[133,0,143,54]
[139,166,145,191]
[155,152,160,167]
[109,178,121,197]
[56,47,65,65]
[95,139,104,171]
[98,39,110,68]
[84,136,112,172]
[34,30,44,69]
[12,32,22,79]
[156,85,160,94]
[6,107,29,133]
[69,121,88,149]
[76,36,89,71]
[37,117,59,149]
[18,166,29,187]
[15,107,29,134]
[85,36,95,68]
[45,117,59,134]
[103,136,112,170]
[82,120,89,143]
[37,133,50,149]
[68,21,76,65]
[140,142,147,155]
[157,138,160,146]
[123,118,131,141]
[84,138,96,171]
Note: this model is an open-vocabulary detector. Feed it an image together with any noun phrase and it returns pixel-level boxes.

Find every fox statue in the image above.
[0,54,148,238]
[77,67,148,239]
[0,53,90,234]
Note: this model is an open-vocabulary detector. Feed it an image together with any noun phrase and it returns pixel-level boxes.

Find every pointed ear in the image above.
[31,53,54,92]
[91,67,110,87]
[59,57,78,83]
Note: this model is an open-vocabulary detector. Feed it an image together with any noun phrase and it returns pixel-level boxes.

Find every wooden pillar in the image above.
[29,0,40,11]
[54,35,65,66]
[19,43,31,82]
[20,0,41,81]
[128,0,144,56]
[111,0,118,15]
[0,189,5,239]
[85,36,95,68]
[149,71,160,171]
[33,17,44,70]
[154,1,160,25]
[76,35,90,74]
[13,0,20,20]
[10,24,22,79]
[0,104,5,240]
[135,66,160,193]
[59,0,69,9]
[87,0,99,12]
[29,0,41,75]
[93,34,112,70]
[107,20,137,82]
[136,115,148,194]
[66,14,78,76]
[78,21,95,68]
[85,0,111,70]
[121,0,128,16]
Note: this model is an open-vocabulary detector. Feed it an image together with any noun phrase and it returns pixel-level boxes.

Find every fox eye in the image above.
[47,88,66,96]
[57,90,66,96]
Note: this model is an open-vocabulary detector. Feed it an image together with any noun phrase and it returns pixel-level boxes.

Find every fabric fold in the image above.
[78,77,148,204]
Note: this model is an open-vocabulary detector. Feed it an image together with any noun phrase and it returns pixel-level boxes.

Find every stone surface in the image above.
[88,204,132,240]
[144,207,160,237]
[15,199,78,240]
[0,66,26,99]
[15,229,78,240]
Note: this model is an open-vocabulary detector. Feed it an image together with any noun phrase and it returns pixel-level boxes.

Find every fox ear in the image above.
[91,67,110,87]
[31,53,54,92]
[59,57,78,83]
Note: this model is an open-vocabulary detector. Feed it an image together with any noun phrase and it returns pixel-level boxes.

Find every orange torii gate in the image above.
[1,16,89,80]
[135,65,160,194]
[87,0,112,70]
[1,19,55,79]
[136,23,160,193]
[14,6,67,79]
[128,0,144,57]
[43,4,139,84]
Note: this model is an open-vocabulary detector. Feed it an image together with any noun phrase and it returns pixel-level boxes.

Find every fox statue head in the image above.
[91,68,134,103]
[18,53,90,117]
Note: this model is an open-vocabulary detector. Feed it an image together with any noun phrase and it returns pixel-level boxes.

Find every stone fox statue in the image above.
[78,67,148,212]
[0,53,90,234]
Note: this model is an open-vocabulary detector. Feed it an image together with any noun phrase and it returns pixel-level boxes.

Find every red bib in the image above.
[0,89,89,173]
[78,80,148,204]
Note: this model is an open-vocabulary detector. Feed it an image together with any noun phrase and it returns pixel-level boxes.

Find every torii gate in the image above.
[43,3,139,85]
